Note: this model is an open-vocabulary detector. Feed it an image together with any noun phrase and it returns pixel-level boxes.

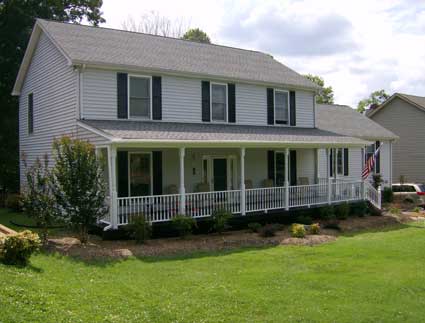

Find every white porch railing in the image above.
[113,180,380,226]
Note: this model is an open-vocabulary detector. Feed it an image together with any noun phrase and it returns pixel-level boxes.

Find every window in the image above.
[364,142,380,174]
[129,153,151,196]
[28,93,33,134]
[392,185,416,193]
[211,83,227,122]
[275,90,289,125]
[336,148,343,175]
[330,148,348,176]
[129,76,151,119]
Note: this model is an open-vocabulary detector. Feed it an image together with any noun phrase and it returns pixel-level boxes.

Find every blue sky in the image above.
[102,0,425,107]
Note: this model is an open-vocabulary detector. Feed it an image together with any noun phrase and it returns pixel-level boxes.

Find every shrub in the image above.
[372,174,382,189]
[290,223,306,238]
[0,230,41,266]
[125,214,152,244]
[5,193,22,212]
[309,223,320,235]
[335,203,350,220]
[171,215,196,238]
[21,154,57,244]
[247,222,262,233]
[413,207,422,213]
[382,187,394,203]
[319,205,336,220]
[389,206,401,215]
[258,224,281,237]
[295,213,313,225]
[350,201,368,217]
[51,136,108,243]
[210,209,232,234]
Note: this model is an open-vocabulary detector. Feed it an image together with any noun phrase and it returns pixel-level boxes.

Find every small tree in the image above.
[182,28,211,43]
[21,154,56,244]
[304,74,334,104]
[51,136,107,243]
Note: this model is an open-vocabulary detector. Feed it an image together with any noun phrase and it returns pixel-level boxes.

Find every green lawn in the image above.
[1,209,425,323]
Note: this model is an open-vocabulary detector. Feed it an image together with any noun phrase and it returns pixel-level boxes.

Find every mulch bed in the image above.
[44,213,413,261]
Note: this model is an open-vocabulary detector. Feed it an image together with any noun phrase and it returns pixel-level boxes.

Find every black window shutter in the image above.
[267,150,275,184]
[152,151,163,195]
[344,148,349,176]
[152,76,162,120]
[117,151,129,197]
[117,73,128,119]
[228,83,236,123]
[202,81,210,122]
[267,88,274,125]
[375,141,381,173]
[290,150,297,186]
[329,149,334,177]
[290,91,296,126]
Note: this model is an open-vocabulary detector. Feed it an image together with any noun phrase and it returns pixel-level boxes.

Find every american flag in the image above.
[362,145,381,180]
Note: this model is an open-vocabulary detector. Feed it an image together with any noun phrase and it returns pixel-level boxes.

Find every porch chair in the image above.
[244,179,253,189]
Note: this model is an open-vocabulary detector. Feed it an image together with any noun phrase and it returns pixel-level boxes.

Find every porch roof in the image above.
[79,120,370,148]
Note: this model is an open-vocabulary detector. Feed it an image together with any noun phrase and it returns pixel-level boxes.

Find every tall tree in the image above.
[357,89,390,113]
[0,1,105,193]
[182,28,211,43]
[121,11,190,37]
[304,74,334,104]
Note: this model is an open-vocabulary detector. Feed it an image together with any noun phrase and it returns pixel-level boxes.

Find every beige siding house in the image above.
[368,93,425,184]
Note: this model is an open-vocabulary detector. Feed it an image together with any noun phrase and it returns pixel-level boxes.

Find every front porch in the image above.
[98,145,381,229]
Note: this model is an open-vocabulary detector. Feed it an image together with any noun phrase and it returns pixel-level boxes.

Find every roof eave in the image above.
[368,93,425,118]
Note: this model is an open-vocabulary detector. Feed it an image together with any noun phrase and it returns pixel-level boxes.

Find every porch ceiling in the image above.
[78,120,370,148]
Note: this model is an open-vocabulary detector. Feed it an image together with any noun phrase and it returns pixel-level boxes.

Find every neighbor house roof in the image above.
[367,93,425,117]
[13,19,319,95]
[78,120,369,148]
[316,104,398,141]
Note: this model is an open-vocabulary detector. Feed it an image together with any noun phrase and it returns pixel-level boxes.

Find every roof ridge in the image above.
[37,18,271,57]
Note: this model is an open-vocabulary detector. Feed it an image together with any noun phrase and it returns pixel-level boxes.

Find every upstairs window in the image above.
[211,83,227,122]
[28,93,34,134]
[274,90,289,125]
[129,75,151,119]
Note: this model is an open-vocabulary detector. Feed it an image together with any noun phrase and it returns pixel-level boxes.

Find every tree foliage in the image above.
[304,74,334,104]
[182,28,211,43]
[357,89,390,113]
[0,1,105,194]
[51,136,107,243]
[20,154,57,244]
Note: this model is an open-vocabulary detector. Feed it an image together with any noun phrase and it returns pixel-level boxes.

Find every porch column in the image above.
[179,147,186,215]
[327,148,332,205]
[285,147,289,210]
[108,145,118,229]
[240,147,246,216]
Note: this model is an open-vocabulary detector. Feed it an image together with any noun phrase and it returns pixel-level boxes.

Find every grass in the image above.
[1,209,425,323]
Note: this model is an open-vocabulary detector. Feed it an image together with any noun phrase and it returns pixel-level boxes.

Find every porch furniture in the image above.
[244,179,253,189]
[262,179,274,188]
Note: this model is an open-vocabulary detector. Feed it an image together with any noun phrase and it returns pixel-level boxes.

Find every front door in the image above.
[213,158,227,191]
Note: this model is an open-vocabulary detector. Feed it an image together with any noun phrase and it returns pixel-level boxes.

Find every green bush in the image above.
[258,224,281,237]
[247,222,262,233]
[413,207,422,213]
[171,215,196,238]
[382,187,394,203]
[309,223,320,235]
[125,214,152,244]
[319,205,336,220]
[372,174,383,189]
[335,203,350,220]
[210,209,232,234]
[290,223,306,238]
[389,207,401,215]
[5,193,22,212]
[350,201,368,217]
[0,230,41,266]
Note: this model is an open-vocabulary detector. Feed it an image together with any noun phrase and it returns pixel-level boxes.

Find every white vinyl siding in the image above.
[19,32,77,187]
[317,148,363,182]
[296,90,315,128]
[235,84,267,125]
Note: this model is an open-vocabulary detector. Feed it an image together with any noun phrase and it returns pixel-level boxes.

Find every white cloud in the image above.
[101,0,425,107]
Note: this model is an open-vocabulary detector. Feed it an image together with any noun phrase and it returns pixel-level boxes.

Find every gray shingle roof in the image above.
[80,119,368,146]
[316,104,398,140]
[398,93,425,110]
[37,19,318,90]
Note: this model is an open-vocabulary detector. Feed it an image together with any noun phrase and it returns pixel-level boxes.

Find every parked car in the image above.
[392,183,425,205]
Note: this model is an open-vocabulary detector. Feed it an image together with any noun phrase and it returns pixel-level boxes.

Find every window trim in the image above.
[128,151,153,197]
[28,92,34,135]
[127,74,153,120]
[210,82,228,123]
[274,89,290,126]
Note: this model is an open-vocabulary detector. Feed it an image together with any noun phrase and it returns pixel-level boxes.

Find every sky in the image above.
[101,0,425,107]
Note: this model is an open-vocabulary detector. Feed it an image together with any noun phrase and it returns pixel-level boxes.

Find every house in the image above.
[367,93,425,184]
[13,19,392,230]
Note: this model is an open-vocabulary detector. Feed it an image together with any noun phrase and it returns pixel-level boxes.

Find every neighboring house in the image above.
[367,93,425,184]
[13,20,391,229]
[316,104,398,187]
